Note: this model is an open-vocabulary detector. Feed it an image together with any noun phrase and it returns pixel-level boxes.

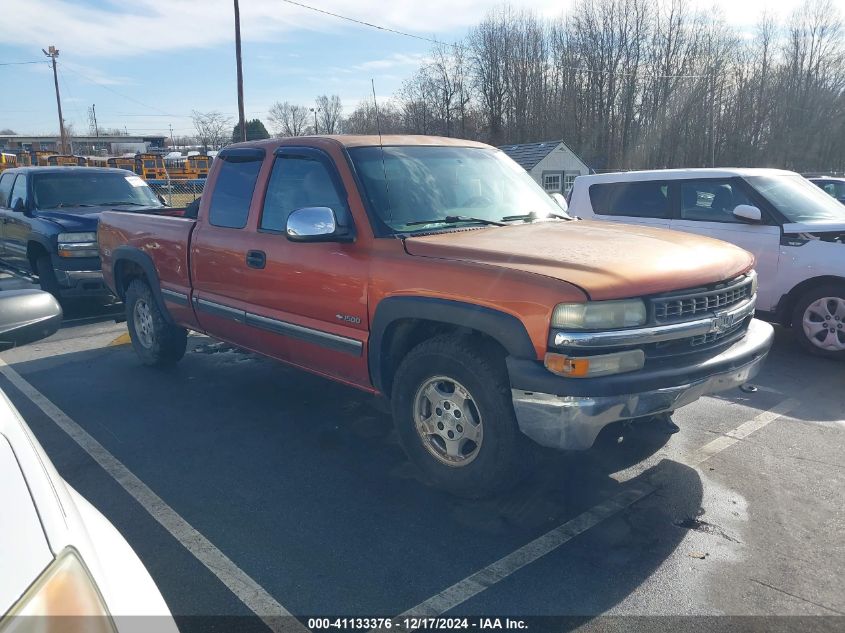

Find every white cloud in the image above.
[2,0,571,58]
[354,53,429,71]
[2,0,807,61]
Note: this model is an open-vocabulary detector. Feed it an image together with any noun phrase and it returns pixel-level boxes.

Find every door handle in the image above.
[246,250,266,269]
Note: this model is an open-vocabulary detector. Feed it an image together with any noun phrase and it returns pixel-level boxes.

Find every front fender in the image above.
[368,296,536,395]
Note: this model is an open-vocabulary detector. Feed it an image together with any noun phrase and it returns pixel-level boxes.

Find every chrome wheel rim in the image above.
[413,376,483,467]
[133,299,155,349]
[802,296,845,352]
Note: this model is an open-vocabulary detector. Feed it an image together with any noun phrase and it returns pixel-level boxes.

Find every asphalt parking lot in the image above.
[1,289,844,632]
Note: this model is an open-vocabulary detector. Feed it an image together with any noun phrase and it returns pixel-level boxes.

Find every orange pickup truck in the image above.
[98,135,774,497]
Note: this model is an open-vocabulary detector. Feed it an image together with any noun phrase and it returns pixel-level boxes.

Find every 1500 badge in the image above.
[336,313,362,325]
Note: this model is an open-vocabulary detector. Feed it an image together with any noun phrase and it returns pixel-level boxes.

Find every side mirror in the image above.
[286,207,352,243]
[11,197,26,213]
[550,192,569,213]
[0,290,63,351]
[733,204,762,223]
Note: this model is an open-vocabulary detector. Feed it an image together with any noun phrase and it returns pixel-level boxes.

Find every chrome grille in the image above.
[652,276,753,323]
[688,321,746,347]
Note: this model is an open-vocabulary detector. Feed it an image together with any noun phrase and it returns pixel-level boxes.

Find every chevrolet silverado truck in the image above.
[0,166,167,299]
[98,136,774,497]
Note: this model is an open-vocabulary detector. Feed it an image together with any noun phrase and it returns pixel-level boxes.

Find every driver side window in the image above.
[679,180,752,223]
[260,155,349,232]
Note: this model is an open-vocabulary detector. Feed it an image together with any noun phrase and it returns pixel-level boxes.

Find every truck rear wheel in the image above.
[792,283,845,360]
[125,279,187,366]
[391,335,526,498]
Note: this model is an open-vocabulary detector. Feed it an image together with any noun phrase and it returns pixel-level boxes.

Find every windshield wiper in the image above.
[501,210,570,222]
[404,215,506,227]
[101,201,152,206]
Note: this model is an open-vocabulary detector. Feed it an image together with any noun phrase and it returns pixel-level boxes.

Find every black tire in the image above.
[35,255,62,298]
[390,334,527,498]
[791,283,845,360]
[125,278,187,366]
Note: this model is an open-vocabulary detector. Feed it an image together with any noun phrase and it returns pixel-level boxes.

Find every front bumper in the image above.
[509,318,774,450]
[53,269,111,297]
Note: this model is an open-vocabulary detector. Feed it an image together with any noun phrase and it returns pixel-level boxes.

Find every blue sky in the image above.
[0,0,802,138]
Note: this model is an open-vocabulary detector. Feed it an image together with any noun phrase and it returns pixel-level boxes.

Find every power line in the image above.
[280,0,450,47]
[0,60,47,66]
[280,0,706,80]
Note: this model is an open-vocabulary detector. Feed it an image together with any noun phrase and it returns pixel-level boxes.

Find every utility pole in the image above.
[310,107,320,134]
[169,123,174,149]
[233,0,246,142]
[92,104,99,139]
[42,46,67,154]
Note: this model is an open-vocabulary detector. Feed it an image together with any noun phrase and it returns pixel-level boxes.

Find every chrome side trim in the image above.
[244,312,362,356]
[161,288,189,306]
[194,298,245,323]
[193,296,362,356]
[551,295,756,349]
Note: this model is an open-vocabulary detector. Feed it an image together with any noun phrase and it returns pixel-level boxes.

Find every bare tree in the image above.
[315,95,343,134]
[191,110,232,151]
[268,101,310,137]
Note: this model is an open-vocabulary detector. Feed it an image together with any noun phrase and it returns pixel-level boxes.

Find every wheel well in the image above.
[113,259,148,300]
[777,275,845,326]
[378,319,507,398]
[26,241,48,273]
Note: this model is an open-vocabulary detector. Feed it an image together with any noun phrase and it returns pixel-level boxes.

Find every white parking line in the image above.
[0,358,305,633]
[396,395,804,620]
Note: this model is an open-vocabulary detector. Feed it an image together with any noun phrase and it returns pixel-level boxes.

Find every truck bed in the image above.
[98,210,196,302]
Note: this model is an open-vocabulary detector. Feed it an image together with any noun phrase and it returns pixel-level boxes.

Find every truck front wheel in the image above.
[125,279,187,366]
[391,335,526,498]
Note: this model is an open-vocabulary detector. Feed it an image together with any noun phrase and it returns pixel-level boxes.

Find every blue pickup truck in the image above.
[0,166,166,298]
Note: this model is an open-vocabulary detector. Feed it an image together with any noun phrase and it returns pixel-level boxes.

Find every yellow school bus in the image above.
[107,157,141,174]
[15,152,32,167]
[47,154,86,166]
[36,151,59,166]
[187,155,210,178]
[136,153,167,179]
[0,153,17,172]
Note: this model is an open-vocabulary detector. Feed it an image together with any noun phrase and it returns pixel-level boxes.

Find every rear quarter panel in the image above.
[98,211,197,325]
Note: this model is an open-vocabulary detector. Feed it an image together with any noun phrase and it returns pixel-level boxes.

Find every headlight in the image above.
[749,270,758,296]
[57,232,97,243]
[57,232,98,258]
[4,548,116,632]
[552,299,647,330]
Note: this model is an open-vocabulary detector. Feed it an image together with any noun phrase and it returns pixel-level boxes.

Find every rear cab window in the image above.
[588,181,670,218]
[208,149,265,229]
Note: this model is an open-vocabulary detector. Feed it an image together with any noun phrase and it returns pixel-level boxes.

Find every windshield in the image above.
[348,146,563,233]
[32,171,162,210]
[745,175,845,223]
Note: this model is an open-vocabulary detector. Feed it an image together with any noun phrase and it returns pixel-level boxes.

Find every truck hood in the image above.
[403,221,754,300]
[36,205,162,232]
[35,209,102,232]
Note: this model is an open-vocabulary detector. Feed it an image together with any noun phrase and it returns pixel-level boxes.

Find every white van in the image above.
[569,168,845,358]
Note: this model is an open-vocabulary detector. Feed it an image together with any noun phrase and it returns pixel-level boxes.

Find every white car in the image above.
[0,290,178,632]
[568,168,845,358]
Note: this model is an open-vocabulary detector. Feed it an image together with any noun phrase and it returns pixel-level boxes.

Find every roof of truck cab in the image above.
[575,167,798,183]
[228,135,494,151]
